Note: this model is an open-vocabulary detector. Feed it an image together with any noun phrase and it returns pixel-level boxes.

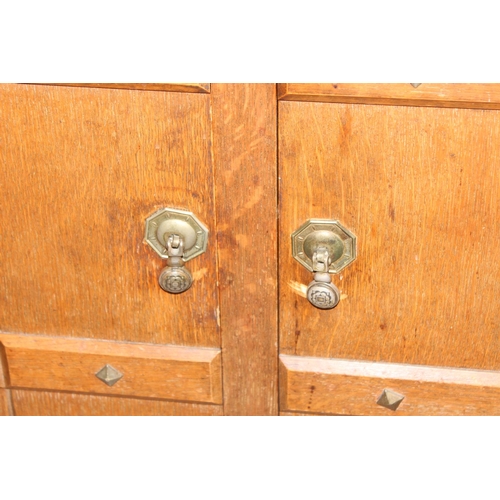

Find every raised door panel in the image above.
[0,84,217,346]
[278,93,500,415]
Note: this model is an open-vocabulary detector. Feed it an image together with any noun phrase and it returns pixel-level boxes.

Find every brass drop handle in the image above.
[307,246,341,309]
[291,219,357,309]
[158,234,193,293]
[145,208,208,294]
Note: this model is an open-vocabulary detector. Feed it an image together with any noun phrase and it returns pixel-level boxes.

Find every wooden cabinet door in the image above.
[278,84,500,416]
[0,83,278,416]
[0,83,222,415]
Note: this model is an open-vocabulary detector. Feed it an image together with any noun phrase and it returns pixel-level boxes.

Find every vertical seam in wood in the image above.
[208,92,224,407]
[6,389,15,416]
[276,88,282,415]
[0,343,15,415]
[0,342,11,387]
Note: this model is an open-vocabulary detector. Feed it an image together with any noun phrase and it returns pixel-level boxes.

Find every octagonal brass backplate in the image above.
[145,207,208,261]
[291,219,356,273]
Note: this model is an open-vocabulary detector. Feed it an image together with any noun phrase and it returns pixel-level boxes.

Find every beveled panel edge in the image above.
[280,354,500,416]
[22,83,211,93]
[281,354,500,387]
[277,83,500,110]
[0,331,222,405]
[0,342,8,388]
[0,331,220,362]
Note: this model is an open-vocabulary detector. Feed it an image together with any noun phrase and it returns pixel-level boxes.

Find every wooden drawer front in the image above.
[0,333,222,404]
[278,83,500,109]
[280,355,500,416]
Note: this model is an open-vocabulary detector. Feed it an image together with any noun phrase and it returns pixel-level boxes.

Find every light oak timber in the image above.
[30,83,210,93]
[0,389,11,415]
[11,390,223,416]
[212,84,278,415]
[281,355,500,416]
[0,84,218,347]
[0,342,8,387]
[278,83,500,110]
[279,101,500,371]
[0,333,222,404]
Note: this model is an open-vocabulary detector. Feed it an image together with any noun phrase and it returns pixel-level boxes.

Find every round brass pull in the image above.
[307,271,340,310]
[159,265,193,294]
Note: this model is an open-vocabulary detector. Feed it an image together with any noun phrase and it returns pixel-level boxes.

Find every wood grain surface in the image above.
[11,390,223,416]
[212,84,278,415]
[34,83,210,93]
[0,332,222,403]
[278,83,500,109]
[281,355,500,416]
[0,389,11,415]
[279,101,500,370]
[0,342,7,387]
[0,84,218,347]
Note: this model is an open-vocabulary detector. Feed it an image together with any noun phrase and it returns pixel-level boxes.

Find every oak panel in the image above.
[12,390,223,416]
[0,84,218,347]
[278,83,500,110]
[35,83,210,93]
[0,333,222,404]
[0,389,11,415]
[279,101,500,370]
[212,84,278,415]
[281,355,500,416]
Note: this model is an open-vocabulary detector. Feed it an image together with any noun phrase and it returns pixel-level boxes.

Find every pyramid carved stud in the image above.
[95,364,123,387]
[410,83,422,88]
[376,388,405,411]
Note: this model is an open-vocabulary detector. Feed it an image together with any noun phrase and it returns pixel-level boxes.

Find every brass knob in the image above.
[159,266,193,294]
[307,273,340,310]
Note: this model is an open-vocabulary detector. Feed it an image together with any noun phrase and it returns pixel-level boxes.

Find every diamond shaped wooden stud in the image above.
[95,364,123,386]
[376,389,405,411]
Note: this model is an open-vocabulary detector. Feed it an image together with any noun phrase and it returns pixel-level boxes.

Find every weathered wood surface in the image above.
[11,390,223,416]
[278,83,500,109]
[281,355,500,415]
[212,84,278,415]
[279,101,500,371]
[0,84,218,347]
[0,333,222,404]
